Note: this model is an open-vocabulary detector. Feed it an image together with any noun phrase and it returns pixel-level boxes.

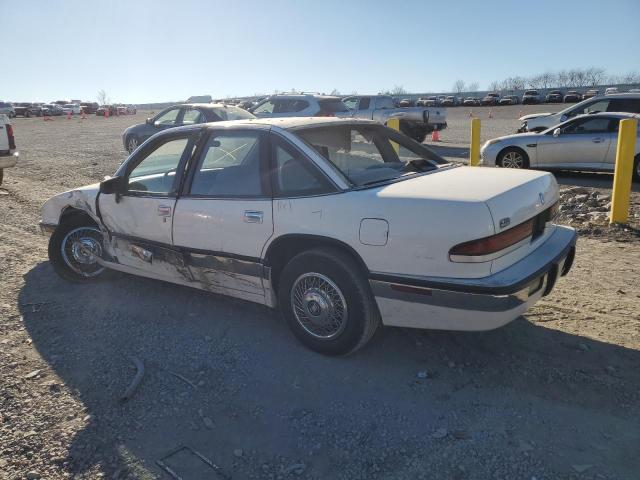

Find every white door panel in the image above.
[172,198,273,295]
[537,133,611,167]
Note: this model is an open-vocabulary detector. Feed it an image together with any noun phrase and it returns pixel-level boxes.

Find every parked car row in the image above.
[0,100,136,117]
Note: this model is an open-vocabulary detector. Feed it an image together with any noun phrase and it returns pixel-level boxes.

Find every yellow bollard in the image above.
[610,118,638,224]
[469,118,481,166]
[386,118,400,154]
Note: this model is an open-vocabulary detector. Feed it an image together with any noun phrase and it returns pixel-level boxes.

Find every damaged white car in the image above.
[40,118,576,355]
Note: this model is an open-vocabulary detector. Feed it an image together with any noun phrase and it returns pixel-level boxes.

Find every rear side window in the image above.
[274,100,309,113]
[358,97,370,109]
[318,99,349,113]
[190,132,265,197]
[376,97,395,109]
[209,106,255,120]
[272,138,334,197]
[608,99,640,113]
[563,117,611,134]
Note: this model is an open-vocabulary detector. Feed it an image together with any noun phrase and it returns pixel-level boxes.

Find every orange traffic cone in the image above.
[431,129,440,142]
[43,112,49,121]
[66,110,72,120]
[518,110,523,118]
[468,110,473,118]
[81,108,86,119]
[488,109,493,119]
[105,108,110,118]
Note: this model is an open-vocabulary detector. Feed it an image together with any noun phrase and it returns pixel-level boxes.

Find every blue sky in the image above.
[3,0,639,103]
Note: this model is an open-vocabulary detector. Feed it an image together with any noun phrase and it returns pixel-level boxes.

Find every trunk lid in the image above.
[377,165,558,236]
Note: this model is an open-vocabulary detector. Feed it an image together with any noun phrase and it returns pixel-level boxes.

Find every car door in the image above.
[537,117,612,169]
[142,107,184,142]
[98,130,198,277]
[172,128,274,302]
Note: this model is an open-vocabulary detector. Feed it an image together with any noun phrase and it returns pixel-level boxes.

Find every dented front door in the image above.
[99,133,196,277]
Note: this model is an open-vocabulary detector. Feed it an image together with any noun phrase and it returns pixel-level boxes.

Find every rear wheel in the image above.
[498,147,529,169]
[48,216,108,283]
[0,169,3,186]
[634,155,640,183]
[278,247,380,356]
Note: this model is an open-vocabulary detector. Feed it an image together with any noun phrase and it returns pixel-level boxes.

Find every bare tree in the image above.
[330,88,341,95]
[622,71,640,84]
[390,85,407,95]
[585,67,606,87]
[97,89,109,105]
[467,81,479,93]
[350,90,358,95]
[452,79,466,95]
[527,74,544,89]
[488,81,500,92]
[557,70,570,88]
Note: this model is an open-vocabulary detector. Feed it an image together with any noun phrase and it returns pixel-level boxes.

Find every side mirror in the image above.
[99,176,126,195]
[553,128,561,137]
[145,117,153,125]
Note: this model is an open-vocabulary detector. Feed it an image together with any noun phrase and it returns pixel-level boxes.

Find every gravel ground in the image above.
[1,110,639,480]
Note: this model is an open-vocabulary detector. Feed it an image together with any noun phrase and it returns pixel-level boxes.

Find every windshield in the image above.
[296,124,448,187]
[211,106,255,120]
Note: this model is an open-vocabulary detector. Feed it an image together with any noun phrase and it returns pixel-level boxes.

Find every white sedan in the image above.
[481,112,640,181]
[61,103,81,115]
[40,118,576,355]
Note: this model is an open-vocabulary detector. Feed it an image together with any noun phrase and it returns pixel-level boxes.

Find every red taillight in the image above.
[449,219,534,262]
[6,124,16,150]
[314,110,335,117]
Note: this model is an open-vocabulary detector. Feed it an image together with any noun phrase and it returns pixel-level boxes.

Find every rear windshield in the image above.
[210,106,255,121]
[296,124,448,187]
[525,91,538,95]
[318,99,349,113]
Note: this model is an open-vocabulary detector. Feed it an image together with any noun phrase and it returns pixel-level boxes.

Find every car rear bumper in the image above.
[370,225,576,331]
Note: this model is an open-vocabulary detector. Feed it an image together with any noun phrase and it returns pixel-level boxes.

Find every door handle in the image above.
[592,138,604,143]
[157,205,172,217]
[244,210,263,223]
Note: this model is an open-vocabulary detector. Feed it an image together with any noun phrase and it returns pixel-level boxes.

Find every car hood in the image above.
[519,112,553,121]
[41,183,101,226]
[373,165,557,232]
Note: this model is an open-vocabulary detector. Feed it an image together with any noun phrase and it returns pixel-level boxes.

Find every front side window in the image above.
[570,99,609,117]
[252,100,275,114]
[297,125,447,187]
[128,137,190,194]
[190,132,264,197]
[343,97,358,110]
[154,108,181,126]
[181,109,203,125]
[359,97,371,110]
[562,117,611,134]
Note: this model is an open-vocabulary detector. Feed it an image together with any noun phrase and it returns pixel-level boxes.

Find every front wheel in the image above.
[126,135,139,153]
[0,168,3,186]
[48,217,108,283]
[498,148,529,169]
[634,155,640,183]
[278,248,380,356]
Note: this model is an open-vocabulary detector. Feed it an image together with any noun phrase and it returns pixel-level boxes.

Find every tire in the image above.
[48,216,108,283]
[0,168,3,186]
[25,111,31,118]
[126,135,140,153]
[497,147,529,169]
[633,155,640,183]
[278,247,380,356]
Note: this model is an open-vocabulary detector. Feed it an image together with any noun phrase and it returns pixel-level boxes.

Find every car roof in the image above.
[591,92,640,99]
[574,112,640,120]
[266,94,343,100]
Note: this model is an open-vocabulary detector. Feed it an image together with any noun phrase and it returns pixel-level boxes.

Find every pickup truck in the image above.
[0,114,18,185]
[342,95,447,143]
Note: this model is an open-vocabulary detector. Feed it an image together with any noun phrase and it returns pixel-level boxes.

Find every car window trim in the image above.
[181,128,272,199]
[118,130,199,199]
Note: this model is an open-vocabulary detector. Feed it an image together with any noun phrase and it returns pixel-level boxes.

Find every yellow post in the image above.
[610,118,638,224]
[469,118,481,166]
[386,118,400,154]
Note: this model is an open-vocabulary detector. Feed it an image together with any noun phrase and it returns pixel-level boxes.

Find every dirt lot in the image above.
[1,108,639,480]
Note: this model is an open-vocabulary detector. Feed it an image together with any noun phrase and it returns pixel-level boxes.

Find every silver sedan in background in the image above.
[480,112,640,181]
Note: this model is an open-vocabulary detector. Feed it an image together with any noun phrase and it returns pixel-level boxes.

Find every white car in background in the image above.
[0,114,18,185]
[61,103,81,115]
[481,112,640,181]
[518,93,640,132]
[40,118,576,355]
